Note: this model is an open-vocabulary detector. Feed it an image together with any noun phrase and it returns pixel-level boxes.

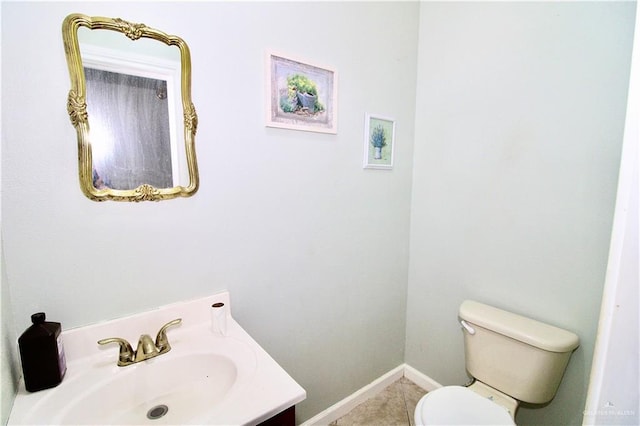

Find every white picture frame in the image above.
[363,113,395,169]
[266,51,337,134]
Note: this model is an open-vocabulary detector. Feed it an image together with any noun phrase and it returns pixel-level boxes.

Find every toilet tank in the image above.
[459,300,579,404]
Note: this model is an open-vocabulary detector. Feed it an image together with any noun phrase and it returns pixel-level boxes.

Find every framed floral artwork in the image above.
[363,114,395,169]
[266,51,337,134]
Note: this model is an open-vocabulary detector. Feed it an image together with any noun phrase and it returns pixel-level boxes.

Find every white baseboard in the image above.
[301,364,442,426]
[403,364,443,392]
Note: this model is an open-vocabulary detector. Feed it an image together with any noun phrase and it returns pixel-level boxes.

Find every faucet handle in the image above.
[155,318,182,353]
[98,337,135,366]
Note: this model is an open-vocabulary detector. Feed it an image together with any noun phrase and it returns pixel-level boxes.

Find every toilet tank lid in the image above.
[459,300,580,353]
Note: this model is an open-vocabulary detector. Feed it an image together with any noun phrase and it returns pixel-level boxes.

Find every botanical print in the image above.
[267,52,337,133]
[364,115,395,169]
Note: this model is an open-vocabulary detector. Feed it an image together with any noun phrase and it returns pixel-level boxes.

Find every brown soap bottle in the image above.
[18,312,67,392]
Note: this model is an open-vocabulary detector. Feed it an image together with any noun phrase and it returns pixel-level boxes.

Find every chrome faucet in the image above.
[98,318,182,367]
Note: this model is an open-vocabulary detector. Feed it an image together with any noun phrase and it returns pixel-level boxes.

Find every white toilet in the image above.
[414,300,580,425]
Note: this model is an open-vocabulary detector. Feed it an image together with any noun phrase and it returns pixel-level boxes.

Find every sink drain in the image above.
[147,404,169,420]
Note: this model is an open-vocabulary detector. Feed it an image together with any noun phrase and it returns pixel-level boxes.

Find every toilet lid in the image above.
[415,386,515,425]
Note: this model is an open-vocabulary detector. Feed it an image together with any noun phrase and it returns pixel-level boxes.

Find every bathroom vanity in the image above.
[8,292,306,425]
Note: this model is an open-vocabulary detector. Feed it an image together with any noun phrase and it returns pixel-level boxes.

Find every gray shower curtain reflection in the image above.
[84,67,173,190]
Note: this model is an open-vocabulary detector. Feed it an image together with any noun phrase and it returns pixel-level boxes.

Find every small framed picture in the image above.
[266,51,337,134]
[363,114,395,169]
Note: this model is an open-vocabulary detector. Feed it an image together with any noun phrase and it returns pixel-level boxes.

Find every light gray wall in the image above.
[3,2,636,425]
[1,2,418,422]
[405,2,635,426]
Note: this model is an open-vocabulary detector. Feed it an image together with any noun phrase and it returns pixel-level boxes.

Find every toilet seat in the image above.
[415,386,515,425]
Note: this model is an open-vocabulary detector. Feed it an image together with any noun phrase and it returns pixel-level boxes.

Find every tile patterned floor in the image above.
[329,378,428,426]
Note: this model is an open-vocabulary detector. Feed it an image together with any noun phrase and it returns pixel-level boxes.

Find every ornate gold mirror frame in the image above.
[62,14,199,202]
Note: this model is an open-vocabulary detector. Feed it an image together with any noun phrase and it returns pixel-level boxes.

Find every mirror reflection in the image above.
[62,14,199,202]
[84,68,173,190]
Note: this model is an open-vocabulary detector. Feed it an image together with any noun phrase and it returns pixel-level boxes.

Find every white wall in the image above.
[0,2,418,422]
[584,3,640,423]
[405,2,635,426]
[1,249,18,426]
[0,5,18,420]
[0,12,19,417]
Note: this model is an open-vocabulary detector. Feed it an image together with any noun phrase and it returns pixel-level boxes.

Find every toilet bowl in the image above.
[414,383,515,426]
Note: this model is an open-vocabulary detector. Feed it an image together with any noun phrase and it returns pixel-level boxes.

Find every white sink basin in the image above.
[9,292,306,425]
[59,353,241,425]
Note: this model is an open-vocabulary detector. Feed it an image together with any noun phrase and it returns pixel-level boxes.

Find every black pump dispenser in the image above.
[18,312,67,392]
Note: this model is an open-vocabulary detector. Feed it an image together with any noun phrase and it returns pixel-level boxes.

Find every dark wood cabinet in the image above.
[257,406,295,426]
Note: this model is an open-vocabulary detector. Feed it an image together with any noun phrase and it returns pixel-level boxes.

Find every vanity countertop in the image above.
[8,291,306,425]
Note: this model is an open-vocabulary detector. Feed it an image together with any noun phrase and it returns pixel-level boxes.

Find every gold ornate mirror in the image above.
[62,14,198,202]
